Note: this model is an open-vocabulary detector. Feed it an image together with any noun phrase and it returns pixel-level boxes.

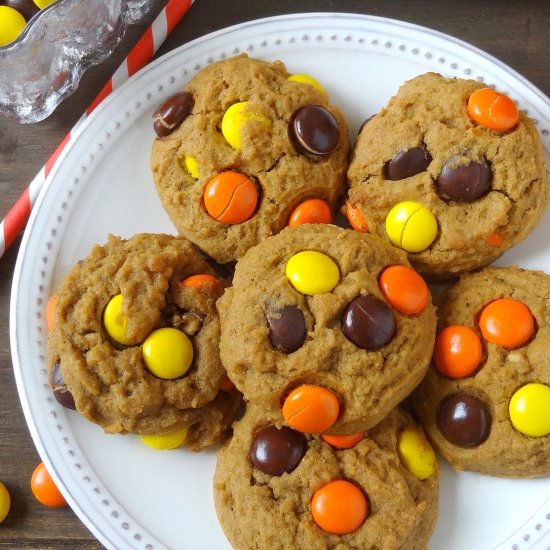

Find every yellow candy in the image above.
[397,427,437,480]
[221,101,271,149]
[33,0,56,8]
[140,427,189,450]
[287,74,326,94]
[0,6,26,47]
[143,327,193,380]
[184,155,199,179]
[103,294,137,346]
[285,251,340,295]
[509,383,550,437]
[385,201,438,253]
[0,481,10,523]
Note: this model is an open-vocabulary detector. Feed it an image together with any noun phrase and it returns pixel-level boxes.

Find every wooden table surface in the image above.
[1,0,549,548]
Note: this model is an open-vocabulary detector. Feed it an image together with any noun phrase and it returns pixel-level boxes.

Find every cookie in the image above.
[218,224,437,434]
[412,266,550,477]
[150,54,349,264]
[347,72,549,279]
[48,233,240,448]
[214,405,439,550]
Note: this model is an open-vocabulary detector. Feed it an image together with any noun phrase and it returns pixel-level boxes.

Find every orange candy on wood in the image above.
[478,298,535,349]
[31,463,67,508]
[203,171,258,224]
[282,385,339,434]
[467,88,519,131]
[379,265,429,315]
[433,325,483,379]
[288,198,331,227]
[321,432,365,449]
[311,479,368,534]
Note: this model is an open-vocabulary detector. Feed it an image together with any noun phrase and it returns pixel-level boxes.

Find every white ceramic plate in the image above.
[11,13,550,550]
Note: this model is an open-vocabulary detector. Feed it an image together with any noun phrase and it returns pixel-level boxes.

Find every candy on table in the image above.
[288,198,332,227]
[142,327,193,380]
[203,170,258,224]
[385,200,437,253]
[378,264,429,315]
[0,481,10,523]
[509,383,550,437]
[433,325,483,379]
[467,88,519,131]
[140,427,189,450]
[287,73,326,93]
[384,146,432,181]
[221,101,271,150]
[152,91,193,137]
[321,432,365,450]
[31,462,67,507]
[397,427,437,480]
[285,250,340,295]
[290,105,340,159]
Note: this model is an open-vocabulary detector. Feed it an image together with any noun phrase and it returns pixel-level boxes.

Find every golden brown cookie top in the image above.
[150,54,349,264]
[347,72,549,279]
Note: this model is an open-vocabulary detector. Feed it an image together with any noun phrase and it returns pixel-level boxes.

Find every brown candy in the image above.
[290,105,340,158]
[437,393,491,448]
[267,306,307,354]
[341,295,395,350]
[435,158,492,202]
[50,362,76,410]
[385,146,432,180]
[152,91,193,137]
[249,424,307,476]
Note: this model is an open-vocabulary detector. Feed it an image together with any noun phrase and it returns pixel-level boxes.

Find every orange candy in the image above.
[288,198,332,227]
[203,171,258,224]
[31,463,67,508]
[379,265,429,315]
[486,233,503,247]
[219,376,235,392]
[282,385,339,434]
[479,298,535,349]
[311,479,368,534]
[46,294,57,331]
[433,325,483,379]
[343,201,369,233]
[322,432,365,449]
[181,273,223,293]
[467,88,519,131]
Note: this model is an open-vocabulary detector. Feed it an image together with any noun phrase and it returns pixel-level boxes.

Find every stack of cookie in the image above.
[47,55,550,549]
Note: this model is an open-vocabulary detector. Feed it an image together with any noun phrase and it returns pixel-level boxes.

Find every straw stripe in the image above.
[1,0,194,259]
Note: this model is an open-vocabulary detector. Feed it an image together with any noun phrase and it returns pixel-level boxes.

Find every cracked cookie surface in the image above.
[214,405,439,550]
[48,233,241,448]
[150,54,349,264]
[412,266,550,477]
[218,224,436,434]
[347,72,549,279]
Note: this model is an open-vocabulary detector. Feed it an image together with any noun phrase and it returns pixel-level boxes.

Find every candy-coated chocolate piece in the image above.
[310,479,368,534]
[203,170,258,224]
[467,88,519,131]
[437,394,491,448]
[433,325,483,379]
[343,201,369,233]
[282,385,339,434]
[290,105,340,157]
[486,232,503,247]
[46,293,56,331]
[249,424,308,476]
[321,432,365,450]
[341,295,395,350]
[478,298,535,349]
[140,427,189,450]
[285,250,339,295]
[32,0,55,7]
[357,114,375,135]
[219,376,235,392]
[181,273,222,293]
[4,0,38,19]
[142,327,193,380]
[287,73,326,93]
[385,201,438,253]
[267,305,307,354]
[50,362,76,410]
[379,265,429,315]
[0,5,26,46]
[397,427,437,480]
[288,198,331,227]
[184,155,199,179]
[384,146,432,180]
[152,91,193,137]
[221,101,271,150]
[436,158,491,202]
[31,462,67,507]
[103,294,138,346]
[0,481,10,523]
[509,383,550,437]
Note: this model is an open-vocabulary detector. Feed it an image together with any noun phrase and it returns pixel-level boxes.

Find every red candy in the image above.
[288,198,331,227]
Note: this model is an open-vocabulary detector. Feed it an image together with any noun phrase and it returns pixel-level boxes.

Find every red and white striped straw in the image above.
[0,0,194,258]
